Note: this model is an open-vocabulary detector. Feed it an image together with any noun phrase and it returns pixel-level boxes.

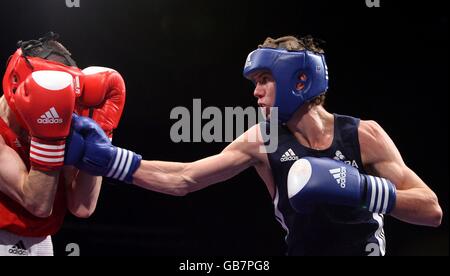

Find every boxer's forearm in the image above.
[132,160,191,196]
[1,141,60,218]
[391,188,442,227]
[132,151,253,196]
[23,169,60,218]
[65,167,102,218]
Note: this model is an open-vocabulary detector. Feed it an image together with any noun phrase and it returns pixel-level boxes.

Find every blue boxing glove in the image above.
[287,157,396,214]
[65,114,142,183]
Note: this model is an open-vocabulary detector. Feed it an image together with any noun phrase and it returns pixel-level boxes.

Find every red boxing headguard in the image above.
[2,32,82,129]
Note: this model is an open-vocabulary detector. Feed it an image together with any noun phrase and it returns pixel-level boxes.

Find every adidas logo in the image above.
[8,240,28,256]
[329,167,347,188]
[37,107,63,124]
[280,148,299,162]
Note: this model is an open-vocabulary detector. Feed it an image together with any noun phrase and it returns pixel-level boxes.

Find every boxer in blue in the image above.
[65,36,443,255]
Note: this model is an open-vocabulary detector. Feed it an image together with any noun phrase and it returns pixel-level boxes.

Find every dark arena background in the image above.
[0,0,448,257]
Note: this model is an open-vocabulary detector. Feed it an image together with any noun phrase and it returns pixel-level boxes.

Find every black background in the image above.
[0,0,447,256]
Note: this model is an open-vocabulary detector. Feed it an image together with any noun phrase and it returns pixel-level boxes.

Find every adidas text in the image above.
[8,247,28,256]
[339,168,347,188]
[329,167,347,188]
[37,118,63,124]
[280,156,299,162]
[280,149,299,162]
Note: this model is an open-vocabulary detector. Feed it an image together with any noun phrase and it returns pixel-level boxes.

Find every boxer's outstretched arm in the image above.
[359,120,443,227]
[133,130,258,196]
[66,116,263,196]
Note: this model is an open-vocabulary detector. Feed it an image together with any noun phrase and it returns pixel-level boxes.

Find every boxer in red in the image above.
[0,32,126,256]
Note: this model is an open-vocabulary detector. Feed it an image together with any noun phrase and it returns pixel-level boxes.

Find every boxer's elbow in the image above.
[430,208,443,227]
[66,199,97,218]
[412,191,443,227]
[428,194,443,227]
[27,203,53,218]
[69,205,96,218]
[15,193,53,218]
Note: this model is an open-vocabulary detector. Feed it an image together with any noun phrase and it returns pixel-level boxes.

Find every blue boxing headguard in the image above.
[243,48,329,123]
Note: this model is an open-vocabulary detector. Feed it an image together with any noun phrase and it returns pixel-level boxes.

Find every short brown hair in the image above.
[259,35,325,54]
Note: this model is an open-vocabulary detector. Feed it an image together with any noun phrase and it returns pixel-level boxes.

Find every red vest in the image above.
[0,117,67,237]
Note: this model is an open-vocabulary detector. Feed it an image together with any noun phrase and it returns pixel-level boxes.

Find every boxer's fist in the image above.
[76,67,126,138]
[14,70,76,171]
[288,157,396,214]
[66,114,141,183]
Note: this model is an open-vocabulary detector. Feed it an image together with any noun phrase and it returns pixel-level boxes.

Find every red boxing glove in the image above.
[14,70,76,171]
[76,67,126,139]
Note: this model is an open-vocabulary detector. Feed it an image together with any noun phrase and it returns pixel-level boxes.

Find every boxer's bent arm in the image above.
[0,137,60,218]
[360,120,442,227]
[389,166,442,226]
[132,133,257,196]
[64,166,102,218]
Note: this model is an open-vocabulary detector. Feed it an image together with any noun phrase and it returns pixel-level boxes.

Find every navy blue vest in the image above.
[262,114,386,256]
